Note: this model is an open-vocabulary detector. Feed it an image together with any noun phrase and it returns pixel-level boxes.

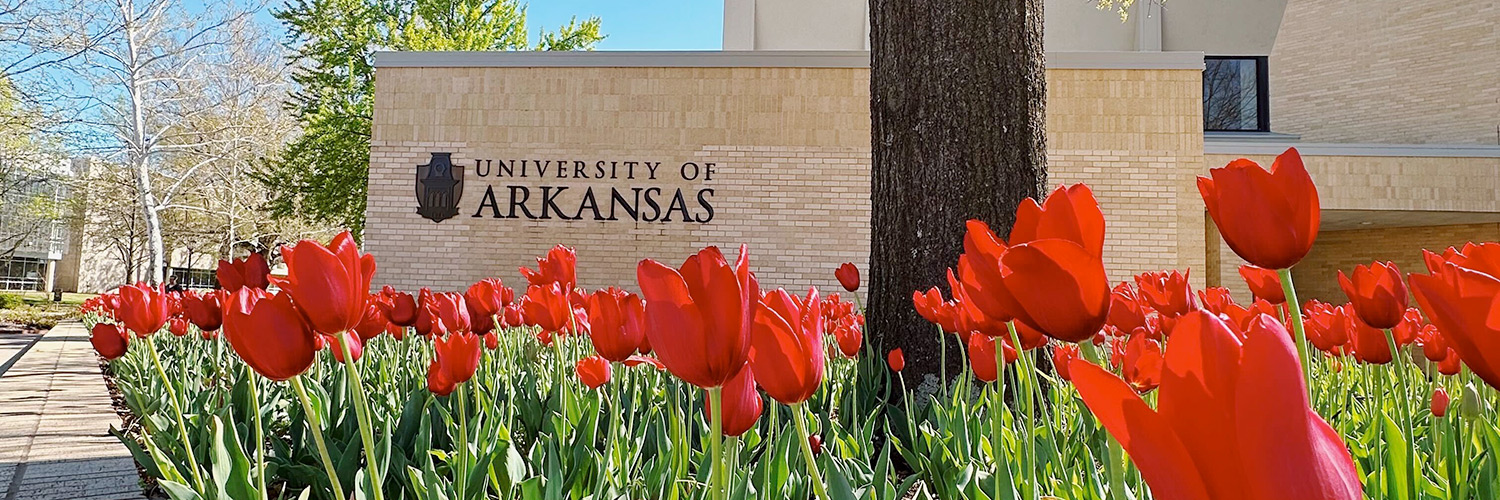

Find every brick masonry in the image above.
[366,65,1206,293]
[1270,0,1500,145]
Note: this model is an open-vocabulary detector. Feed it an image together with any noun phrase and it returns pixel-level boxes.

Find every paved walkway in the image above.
[0,322,146,500]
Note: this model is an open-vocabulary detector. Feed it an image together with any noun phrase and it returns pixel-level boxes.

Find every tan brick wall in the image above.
[1291,223,1500,304]
[1269,0,1500,144]
[367,65,1206,293]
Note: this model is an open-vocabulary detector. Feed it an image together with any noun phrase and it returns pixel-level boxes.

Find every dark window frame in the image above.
[1203,56,1270,133]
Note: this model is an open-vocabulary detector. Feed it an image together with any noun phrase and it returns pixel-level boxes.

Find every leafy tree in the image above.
[261,0,604,233]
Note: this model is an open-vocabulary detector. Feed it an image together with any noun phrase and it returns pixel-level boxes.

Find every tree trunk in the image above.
[868,0,1048,390]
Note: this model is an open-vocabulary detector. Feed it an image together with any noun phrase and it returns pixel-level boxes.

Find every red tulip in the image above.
[1348,312,1393,364]
[324,331,363,363]
[223,289,317,381]
[426,332,482,396]
[1424,242,1500,276]
[1238,266,1286,304]
[585,287,647,362]
[378,286,419,327]
[1338,262,1408,330]
[413,288,435,337]
[273,231,376,337]
[1303,302,1351,354]
[521,284,574,335]
[950,267,1013,340]
[1198,148,1320,270]
[1124,335,1164,394]
[636,245,759,389]
[353,297,389,341]
[1418,324,1448,362]
[1070,311,1362,500]
[833,317,862,358]
[1053,343,1079,381]
[912,288,960,333]
[1431,387,1450,417]
[710,364,762,437]
[887,348,905,372]
[217,253,271,292]
[1136,270,1196,318]
[90,323,129,360]
[427,292,472,336]
[1107,282,1149,333]
[483,331,498,350]
[808,434,823,455]
[167,317,190,337]
[1008,183,1107,257]
[968,334,1015,383]
[464,279,510,334]
[1437,350,1462,375]
[182,291,223,332]
[576,355,612,389]
[994,239,1111,343]
[749,288,825,405]
[1410,259,1500,390]
[117,283,172,337]
[501,303,523,329]
[835,262,860,292]
[520,244,578,290]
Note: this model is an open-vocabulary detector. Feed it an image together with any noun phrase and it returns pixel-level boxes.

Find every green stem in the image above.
[146,335,206,491]
[1106,434,1127,500]
[938,325,948,396]
[992,339,1012,500]
[290,376,347,500]
[336,335,384,500]
[1276,268,1313,387]
[1007,322,1037,499]
[791,403,832,500]
[708,387,725,500]
[1382,328,1417,500]
[457,382,469,500]
[244,367,268,500]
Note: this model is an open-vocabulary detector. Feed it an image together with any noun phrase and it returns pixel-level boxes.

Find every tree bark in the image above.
[868,0,1048,389]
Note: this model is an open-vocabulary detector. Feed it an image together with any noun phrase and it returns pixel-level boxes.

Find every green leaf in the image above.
[159,479,204,500]
[1382,412,1411,500]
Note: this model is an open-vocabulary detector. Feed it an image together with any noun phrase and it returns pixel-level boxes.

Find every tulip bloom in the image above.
[749,288,825,405]
[968,335,1015,383]
[576,355,612,389]
[379,286,419,327]
[887,348,905,372]
[427,292,472,336]
[1238,265,1286,304]
[1338,261,1408,330]
[1410,258,1500,390]
[585,287,647,362]
[274,231,376,337]
[1070,312,1362,500]
[1348,313,1393,364]
[182,291,223,332]
[167,317,190,337]
[216,253,271,292]
[90,323,129,360]
[352,298,390,341]
[521,284,574,335]
[832,317,862,357]
[835,262,860,292]
[1431,387,1450,417]
[636,245,759,389]
[1008,183,1107,256]
[520,244,578,290]
[223,290,318,381]
[912,288,960,333]
[464,278,510,334]
[994,239,1111,343]
[1123,335,1164,393]
[1198,148,1320,270]
[710,364,762,437]
[1107,282,1149,333]
[1052,343,1079,381]
[1418,325,1448,362]
[1136,270,1195,317]
[117,283,172,337]
[426,332,482,396]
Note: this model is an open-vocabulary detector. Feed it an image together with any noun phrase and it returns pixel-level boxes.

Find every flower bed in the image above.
[83,148,1500,500]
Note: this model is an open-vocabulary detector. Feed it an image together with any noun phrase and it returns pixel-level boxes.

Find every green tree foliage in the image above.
[260,0,603,233]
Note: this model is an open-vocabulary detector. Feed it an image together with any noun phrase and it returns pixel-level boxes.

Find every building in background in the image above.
[723,0,1500,302]
[0,157,77,293]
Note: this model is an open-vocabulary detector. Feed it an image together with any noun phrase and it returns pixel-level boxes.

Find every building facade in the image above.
[363,0,1500,301]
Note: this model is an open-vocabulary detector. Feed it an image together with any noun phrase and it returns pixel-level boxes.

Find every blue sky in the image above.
[237,0,723,50]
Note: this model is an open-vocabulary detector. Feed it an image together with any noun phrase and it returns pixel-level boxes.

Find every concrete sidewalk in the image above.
[0,322,146,500]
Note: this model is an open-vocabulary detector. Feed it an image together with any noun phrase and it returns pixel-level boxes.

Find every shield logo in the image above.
[415,152,464,223]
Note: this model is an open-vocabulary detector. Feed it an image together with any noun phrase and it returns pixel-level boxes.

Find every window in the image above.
[1203,56,1269,132]
[169,267,218,290]
[0,257,46,291]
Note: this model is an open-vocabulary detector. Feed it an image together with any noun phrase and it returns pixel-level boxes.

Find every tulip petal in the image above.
[1234,320,1363,500]
[1156,312,1247,499]
[638,258,714,387]
[1070,359,1212,500]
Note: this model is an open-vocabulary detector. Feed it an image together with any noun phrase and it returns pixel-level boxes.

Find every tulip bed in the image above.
[84,148,1500,500]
